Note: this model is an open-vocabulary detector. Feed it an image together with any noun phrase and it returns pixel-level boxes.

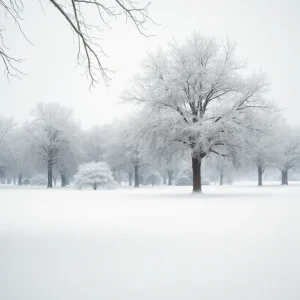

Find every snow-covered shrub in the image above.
[30,174,48,186]
[74,162,116,190]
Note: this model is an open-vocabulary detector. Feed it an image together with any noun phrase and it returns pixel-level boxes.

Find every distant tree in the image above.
[129,141,144,188]
[27,102,78,188]
[81,126,105,163]
[74,161,115,190]
[274,126,300,185]
[138,125,185,186]
[144,170,161,187]
[56,151,78,187]
[125,33,273,192]
[100,122,132,186]
[207,155,232,185]
[0,116,15,175]
[56,126,81,187]
[119,117,148,188]
[241,114,279,186]
[0,0,153,86]
[6,127,33,185]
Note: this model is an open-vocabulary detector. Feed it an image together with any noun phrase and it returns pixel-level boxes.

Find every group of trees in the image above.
[0,103,79,187]
[0,99,300,191]
[0,102,181,188]
[1,34,300,191]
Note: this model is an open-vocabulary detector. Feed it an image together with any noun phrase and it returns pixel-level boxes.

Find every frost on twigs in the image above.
[74,161,116,190]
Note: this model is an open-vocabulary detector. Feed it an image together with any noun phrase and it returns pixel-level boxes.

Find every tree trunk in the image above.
[167,170,173,186]
[112,168,117,181]
[134,165,139,187]
[47,160,53,188]
[281,169,288,185]
[163,176,167,185]
[7,177,11,184]
[258,165,263,186]
[13,177,16,185]
[128,171,133,186]
[220,174,223,186]
[53,177,56,186]
[192,156,202,192]
[18,174,23,186]
[61,173,66,187]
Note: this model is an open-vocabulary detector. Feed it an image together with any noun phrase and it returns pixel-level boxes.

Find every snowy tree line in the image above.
[0,100,300,191]
[1,33,300,191]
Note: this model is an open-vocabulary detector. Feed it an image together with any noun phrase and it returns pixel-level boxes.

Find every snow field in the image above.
[1,183,300,300]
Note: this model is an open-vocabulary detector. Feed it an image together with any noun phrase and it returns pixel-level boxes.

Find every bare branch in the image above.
[1,0,155,86]
[0,0,29,79]
[48,0,154,87]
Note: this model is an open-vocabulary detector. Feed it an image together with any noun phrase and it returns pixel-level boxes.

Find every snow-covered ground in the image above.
[1,183,300,300]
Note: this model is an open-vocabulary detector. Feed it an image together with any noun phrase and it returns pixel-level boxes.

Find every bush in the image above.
[74,161,116,190]
[30,174,47,186]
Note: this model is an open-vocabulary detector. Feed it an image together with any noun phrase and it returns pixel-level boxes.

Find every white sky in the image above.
[1,0,300,129]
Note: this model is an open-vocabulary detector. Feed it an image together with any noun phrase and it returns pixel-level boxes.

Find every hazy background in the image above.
[1,0,300,128]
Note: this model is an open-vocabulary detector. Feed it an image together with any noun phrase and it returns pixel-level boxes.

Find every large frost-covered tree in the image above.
[27,102,78,188]
[125,33,272,192]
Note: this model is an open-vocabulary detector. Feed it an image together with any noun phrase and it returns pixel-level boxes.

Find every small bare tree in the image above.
[1,0,154,86]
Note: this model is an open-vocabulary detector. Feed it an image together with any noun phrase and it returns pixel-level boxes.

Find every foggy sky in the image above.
[1,0,300,129]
